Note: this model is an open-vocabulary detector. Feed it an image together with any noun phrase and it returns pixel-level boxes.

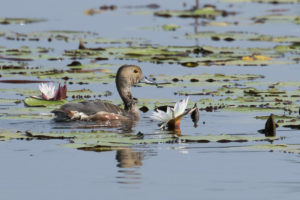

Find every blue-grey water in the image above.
[1,0,300,199]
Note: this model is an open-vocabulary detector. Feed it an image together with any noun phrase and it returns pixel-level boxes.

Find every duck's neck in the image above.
[116,82,140,119]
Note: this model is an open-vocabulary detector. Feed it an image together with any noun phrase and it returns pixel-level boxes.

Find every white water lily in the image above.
[39,83,56,100]
[150,96,190,128]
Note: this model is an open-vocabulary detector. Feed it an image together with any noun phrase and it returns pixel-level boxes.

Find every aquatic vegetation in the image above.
[246,144,300,155]
[39,83,57,100]
[38,83,67,101]
[186,31,300,43]
[24,97,67,107]
[0,17,46,25]
[154,5,233,19]
[0,131,27,141]
[0,0,299,162]
[252,15,300,24]
[150,97,193,131]
[0,130,281,152]
[162,24,180,31]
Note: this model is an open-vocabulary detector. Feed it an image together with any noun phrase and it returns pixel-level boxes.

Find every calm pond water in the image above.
[1,0,300,199]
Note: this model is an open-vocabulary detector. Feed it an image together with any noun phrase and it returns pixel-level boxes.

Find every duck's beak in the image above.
[139,76,157,85]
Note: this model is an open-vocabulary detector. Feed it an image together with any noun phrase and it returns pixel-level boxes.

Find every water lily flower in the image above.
[150,96,195,131]
[38,83,67,100]
[39,83,56,100]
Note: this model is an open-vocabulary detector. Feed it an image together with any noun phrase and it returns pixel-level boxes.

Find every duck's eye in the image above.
[134,69,138,73]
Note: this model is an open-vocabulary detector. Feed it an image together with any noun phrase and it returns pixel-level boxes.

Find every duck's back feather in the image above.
[52,100,129,121]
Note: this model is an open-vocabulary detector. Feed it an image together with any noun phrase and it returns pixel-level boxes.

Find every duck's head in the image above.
[116,65,145,114]
[116,65,143,88]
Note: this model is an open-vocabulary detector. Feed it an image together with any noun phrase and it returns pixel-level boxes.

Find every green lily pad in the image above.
[252,15,300,24]
[153,73,264,83]
[162,24,180,31]
[1,30,97,43]
[63,44,293,66]
[0,18,46,25]
[66,133,281,152]
[186,31,300,43]
[154,6,226,19]
[177,84,300,113]
[23,130,281,152]
[0,131,27,141]
[24,97,67,107]
[246,144,300,155]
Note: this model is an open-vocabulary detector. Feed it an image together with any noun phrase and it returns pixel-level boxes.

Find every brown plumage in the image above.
[52,65,144,122]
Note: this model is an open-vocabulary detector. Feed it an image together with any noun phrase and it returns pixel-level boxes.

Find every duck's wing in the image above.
[52,100,127,121]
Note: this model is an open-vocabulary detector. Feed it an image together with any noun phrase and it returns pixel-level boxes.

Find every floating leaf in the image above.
[22,130,281,152]
[154,6,230,19]
[246,144,300,155]
[252,15,300,24]
[186,31,300,43]
[162,24,180,31]
[24,97,67,107]
[0,18,46,25]
[0,131,27,141]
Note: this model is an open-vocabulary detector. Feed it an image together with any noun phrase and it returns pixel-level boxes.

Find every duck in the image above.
[52,65,150,122]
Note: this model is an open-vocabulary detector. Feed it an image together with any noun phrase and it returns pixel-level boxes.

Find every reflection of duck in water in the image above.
[116,148,143,168]
[115,148,143,185]
[52,65,151,122]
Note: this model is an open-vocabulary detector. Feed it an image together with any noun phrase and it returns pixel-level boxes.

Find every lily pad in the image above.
[252,15,300,24]
[154,6,229,19]
[162,24,180,31]
[177,84,300,113]
[186,31,300,43]
[0,18,46,25]
[24,97,67,107]
[0,131,27,141]
[246,144,300,155]
[23,130,281,152]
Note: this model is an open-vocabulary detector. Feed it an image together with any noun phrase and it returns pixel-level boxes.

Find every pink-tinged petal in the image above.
[55,84,67,100]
